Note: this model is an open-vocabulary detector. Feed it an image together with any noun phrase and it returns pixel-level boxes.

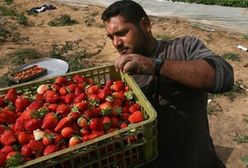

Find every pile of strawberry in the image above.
[0,74,145,167]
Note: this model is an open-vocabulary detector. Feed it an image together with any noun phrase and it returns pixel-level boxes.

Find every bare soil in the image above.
[0,0,248,167]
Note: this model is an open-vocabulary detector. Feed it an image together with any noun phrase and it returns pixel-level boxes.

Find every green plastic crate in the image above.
[0,65,158,168]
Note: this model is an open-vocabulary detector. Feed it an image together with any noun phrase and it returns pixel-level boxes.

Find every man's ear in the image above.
[139,17,151,32]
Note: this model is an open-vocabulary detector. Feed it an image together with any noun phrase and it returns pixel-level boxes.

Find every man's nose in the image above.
[113,36,122,48]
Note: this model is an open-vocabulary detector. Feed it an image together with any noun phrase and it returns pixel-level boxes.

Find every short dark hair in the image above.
[101,0,148,24]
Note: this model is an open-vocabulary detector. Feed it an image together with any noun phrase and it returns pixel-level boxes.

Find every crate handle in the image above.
[128,138,146,147]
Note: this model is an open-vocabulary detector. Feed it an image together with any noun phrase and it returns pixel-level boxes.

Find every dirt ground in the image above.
[0,0,248,167]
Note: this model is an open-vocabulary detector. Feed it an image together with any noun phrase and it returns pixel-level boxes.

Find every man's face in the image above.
[104,15,149,55]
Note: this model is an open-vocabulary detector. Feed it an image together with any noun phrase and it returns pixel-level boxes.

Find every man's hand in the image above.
[114,54,155,75]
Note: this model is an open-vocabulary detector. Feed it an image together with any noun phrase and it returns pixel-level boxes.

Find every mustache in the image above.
[117,46,129,53]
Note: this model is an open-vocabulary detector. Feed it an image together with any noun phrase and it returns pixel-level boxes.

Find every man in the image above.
[101,0,234,168]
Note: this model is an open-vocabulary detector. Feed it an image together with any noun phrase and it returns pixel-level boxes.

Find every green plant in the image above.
[242,35,248,41]
[222,52,240,61]
[48,14,78,27]
[5,0,13,5]
[66,50,87,72]
[9,49,43,66]
[16,13,28,26]
[0,75,14,88]
[235,135,248,144]
[0,5,16,16]
[155,34,172,41]
[241,156,248,167]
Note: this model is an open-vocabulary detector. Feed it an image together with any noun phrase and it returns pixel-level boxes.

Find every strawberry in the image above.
[74,101,88,112]
[86,85,99,94]
[110,81,124,92]
[0,124,6,134]
[27,140,44,151]
[80,128,90,136]
[44,90,59,103]
[67,84,77,93]
[121,112,130,121]
[0,130,17,145]
[112,91,125,101]
[102,116,111,130]
[0,151,6,166]
[69,136,82,147]
[4,88,17,104]
[37,84,49,94]
[24,118,42,131]
[92,130,105,137]
[74,87,84,96]
[35,94,45,103]
[17,132,33,145]
[83,108,99,120]
[13,117,26,132]
[97,89,109,101]
[51,83,61,92]
[21,144,33,157]
[129,103,141,114]
[43,144,59,156]
[128,111,144,123]
[104,80,113,89]
[25,101,42,112]
[6,151,23,167]
[88,94,100,107]
[120,122,128,129]
[55,76,68,85]
[56,104,70,116]
[54,116,72,132]
[77,116,88,129]
[110,117,120,128]
[1,145,13,154]
[64,93,75,104]
[89,118,104,131]
[42,112,58,129]
[42,133,54,146]
[73,93,87,104]
[111,106,122,116]
[99,102,112,116]
[53,133,64,145]
[68,111,81,121]
[61,127,75,138]
[0,108,17,124]
[72,74,86,84]
[59,86,68,95]
[48,103,58,112]
[0,96,6,108]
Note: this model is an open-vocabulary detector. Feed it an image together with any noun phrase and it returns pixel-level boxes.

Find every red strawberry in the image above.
[110,117,120,128]
[86,85,99,94]
[97,89,110,101]
[121,112,130,121]
[72,74,86,84]
[55,76,68,85]
[111,106,122,116]
[6,151,22,167]
[4,88,17,104]
[83,108,99,120]
[102,116,111,130]
[0,124,6,134]
[77,116,88,129]
[0,130,17,145]
[54,133,64,145]
[35,94,45,103]
[59,86,68,95]
[88,94,100,107]
[17,132,33,145]
[0,108,17,124]
[80,128,90,136]
[112,91,125,101]
[74,93,87,103]
[42,112,58,129]
[43,144,59,156]
[89,118,104,131]
[0,151,6,166]
[24,118,42,131]
[129,103,141,114]
[56,104,70,116]
[110,81,124,92]
[68,111,81,121]
[120,122,128,129]
[128,111,144,123]
[27,140,44,151]
[61,127,75,138]
[64,93,75,104]
[92,130,105,137]
[74,101,88,112]
[69,136,82,147]
[15,96,31,112]
[42,133,54,146]
[104,80,113,89]
[1,145,13,154]
[13,117,26,132]
[99,102,112,116]
[54,116,72,132]
[74,87,84,96]
[48,103,58,112]
[67,84,76,93]
[25,101,42,112]
[21,144,33,157]
[0,96,6,107]
[44,90,59,103]
[51,83,61,92]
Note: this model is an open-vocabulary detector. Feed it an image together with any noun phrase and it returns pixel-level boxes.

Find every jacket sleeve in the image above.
[184,36,234,93]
